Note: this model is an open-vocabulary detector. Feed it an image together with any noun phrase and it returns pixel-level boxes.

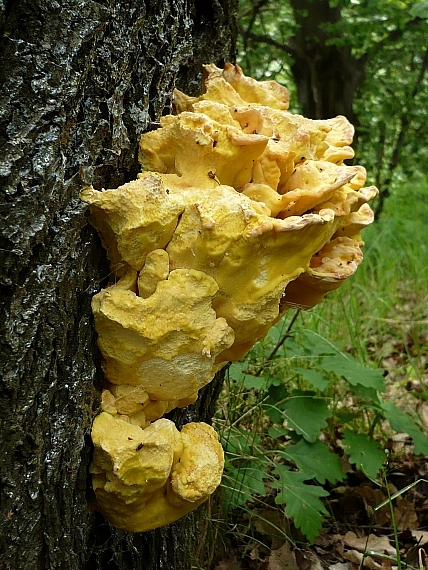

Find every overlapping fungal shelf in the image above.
[81,64,377,532]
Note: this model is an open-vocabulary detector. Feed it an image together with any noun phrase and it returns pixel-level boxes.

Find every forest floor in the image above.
[205,181,428,570]
[210,339,428,570]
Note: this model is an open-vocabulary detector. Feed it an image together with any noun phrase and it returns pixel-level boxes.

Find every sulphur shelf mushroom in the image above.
[81,63,377,532]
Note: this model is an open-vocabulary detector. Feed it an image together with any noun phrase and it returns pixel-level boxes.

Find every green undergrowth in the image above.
[216,321,428,543]
[214,179,428,546]
[304,178,428,364]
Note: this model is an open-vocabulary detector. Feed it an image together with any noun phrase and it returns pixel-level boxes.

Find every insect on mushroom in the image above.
[208,170,221,185]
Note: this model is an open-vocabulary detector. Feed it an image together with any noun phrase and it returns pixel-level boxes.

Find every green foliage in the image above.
[409,1,428,20]
[271,465,329,543]
[216,177,428,546]
[342,430,387,480]
[279,439,345,485]
[320,353,386,391]
[381,402,428,455]
[267,394,331,443]
[222,428,267,510]
[217,312,428,543]
[303,178,428,363]
[222,459,267,510]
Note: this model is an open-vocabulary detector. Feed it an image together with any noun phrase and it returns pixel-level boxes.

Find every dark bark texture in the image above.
[0,1,237,568]
[289,0,365,122]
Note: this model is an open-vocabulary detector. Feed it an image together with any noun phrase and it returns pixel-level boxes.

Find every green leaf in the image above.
[342,430,387,479]
[228,361,246,379]
[272,465,329,543]
[280,396,332,442]
[299,330,337,357]
[281,335,307,357]
[281,439,345,484]
[242,374,268,390]
[410,1,428,19]
[242,374,281,391]
[333,410,360,424]
[381,402,428,455]
[294,366,330,391]
[265,404,285,425]
[267,324,283,344]
[319,354,386,392]
[268,382,289,403]
[268,425,290,439]
[350,383,383,404]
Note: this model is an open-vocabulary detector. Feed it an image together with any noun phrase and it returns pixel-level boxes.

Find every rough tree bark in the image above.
[0,1,237,568]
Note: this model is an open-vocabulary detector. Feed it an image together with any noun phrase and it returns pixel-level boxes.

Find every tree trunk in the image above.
[289,0,365,122]
[0,1,237,568]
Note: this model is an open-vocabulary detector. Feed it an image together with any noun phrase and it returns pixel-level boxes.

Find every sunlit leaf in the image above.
[410,1,428,19]
[320,354,385,391]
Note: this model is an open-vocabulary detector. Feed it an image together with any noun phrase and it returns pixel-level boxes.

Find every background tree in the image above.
[0,1,237,568]
[238,0,428,216]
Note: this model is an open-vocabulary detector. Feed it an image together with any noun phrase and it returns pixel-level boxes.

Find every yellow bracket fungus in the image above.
[81,63,377,532]
[91,413,223,533]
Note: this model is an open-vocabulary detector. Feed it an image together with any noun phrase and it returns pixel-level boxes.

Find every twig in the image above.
[254,309,301,376]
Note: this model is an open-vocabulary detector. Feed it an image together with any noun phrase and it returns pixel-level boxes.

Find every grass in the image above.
[205,179,428,569]
[303,178,428,366]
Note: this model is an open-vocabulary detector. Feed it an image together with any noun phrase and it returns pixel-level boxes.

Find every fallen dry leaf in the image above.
[395,495,418,530]
[343,531,396,556]
[328,563,349,570]
[421,404,428,428]
[214,554,241,570]
[267,542,299,570]
[295,550,323,570]
[252,508,291,550]
[354,484,390,525]
[412,530,428,546]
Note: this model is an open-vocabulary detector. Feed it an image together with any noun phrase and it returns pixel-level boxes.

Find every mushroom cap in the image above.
[165,183,338,357]
[83,62,378,398]
[137,249,170,299]
[91,413,224,532]
[92,266,234,399]
[139,111,269,189]
[170,422,224,502]
[91,413,179,494]
[281,236,365,309]
[81,174,183,272]
[209,62,290,110]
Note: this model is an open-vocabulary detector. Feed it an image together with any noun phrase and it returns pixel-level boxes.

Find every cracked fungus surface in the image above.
[81,63,377,532]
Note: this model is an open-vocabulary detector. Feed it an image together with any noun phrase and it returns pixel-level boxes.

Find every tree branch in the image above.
[238,24,296,58]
